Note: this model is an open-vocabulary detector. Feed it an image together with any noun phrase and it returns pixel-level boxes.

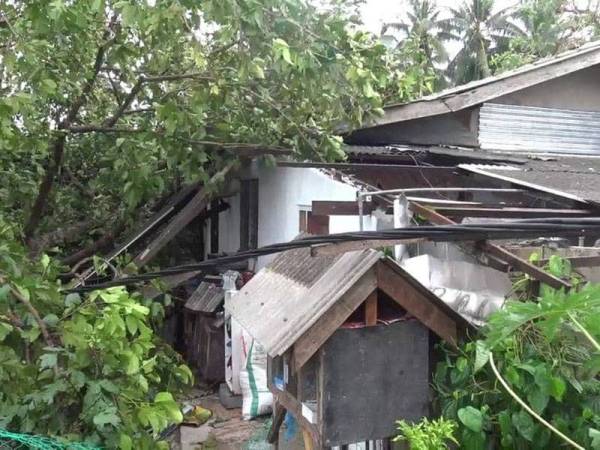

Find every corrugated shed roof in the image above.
[228,246,381,357]
[461,156,600,205]
[361,40,600,127]
[185,281,225,313]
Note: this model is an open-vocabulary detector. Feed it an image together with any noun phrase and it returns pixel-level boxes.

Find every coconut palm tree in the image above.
[440,0,521,84]
[382,0,450,86]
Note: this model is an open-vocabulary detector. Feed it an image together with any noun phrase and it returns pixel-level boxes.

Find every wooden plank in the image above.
[312,200,374,216]
[410,202,571,290]
[432,206,592,218]
[293,268,377,372]
[133,163,234,267]
[377,261,458,344]
[364,291,377,326]
[482,243,572,290]
[311,238,426,257]
[270,387,321,448]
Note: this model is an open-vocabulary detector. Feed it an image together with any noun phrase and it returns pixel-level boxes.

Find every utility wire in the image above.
[67,218,600,293]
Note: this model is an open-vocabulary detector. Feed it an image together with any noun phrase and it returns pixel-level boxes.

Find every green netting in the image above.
[0,430,101,450]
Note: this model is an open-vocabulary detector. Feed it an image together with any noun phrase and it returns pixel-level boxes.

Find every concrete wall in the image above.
[495,65,600,112]
[216,163,377,270]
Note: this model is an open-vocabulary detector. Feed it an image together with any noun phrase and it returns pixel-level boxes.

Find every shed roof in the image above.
[185,281,224,313]
[362,40,600,128]
[228,245,381,357]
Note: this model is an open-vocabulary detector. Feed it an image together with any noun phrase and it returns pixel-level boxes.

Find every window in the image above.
[299,209,329,235]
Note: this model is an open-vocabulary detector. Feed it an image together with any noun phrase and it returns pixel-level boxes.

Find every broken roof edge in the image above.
[459,163,592,206]
[357,39,600,129]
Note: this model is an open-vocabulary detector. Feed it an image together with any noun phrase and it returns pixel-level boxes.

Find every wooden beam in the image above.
[270,387,321,448]
[311,238,426,257]
[431,206,593,218]
[292,268,377,372]
[482,243,572,290]
[410,202,571,290]
[133,163,235,267]
[364,291,378,326]
[377,261,458,344]
[312,200,374,216]
[267,401,287,444]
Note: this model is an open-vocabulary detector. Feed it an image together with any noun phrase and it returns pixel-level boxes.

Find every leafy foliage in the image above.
[393,417,458,450]
[491,0,572,72]
[0,222,193,448]
[439,0,520,84]
[0,0,411,253]
[381,0,449,89]
[435,273,600,449]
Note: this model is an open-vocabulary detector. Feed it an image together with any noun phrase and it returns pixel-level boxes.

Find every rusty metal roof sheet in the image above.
[185,281,225,313]
[228,245,381,357]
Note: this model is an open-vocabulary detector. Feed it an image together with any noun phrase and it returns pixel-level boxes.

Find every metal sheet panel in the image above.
[479,103,600,154]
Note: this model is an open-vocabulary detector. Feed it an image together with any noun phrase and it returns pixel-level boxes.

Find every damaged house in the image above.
[76,41,600,448]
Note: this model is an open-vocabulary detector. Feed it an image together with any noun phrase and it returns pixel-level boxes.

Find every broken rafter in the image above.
[132,162,235,268]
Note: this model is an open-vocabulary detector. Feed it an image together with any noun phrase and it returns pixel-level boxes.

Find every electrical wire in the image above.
[65,218,600,293]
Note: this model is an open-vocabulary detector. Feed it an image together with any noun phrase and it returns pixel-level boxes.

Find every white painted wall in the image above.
[216,163,377,270]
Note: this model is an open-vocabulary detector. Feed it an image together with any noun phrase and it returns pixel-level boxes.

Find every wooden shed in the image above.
[228,246,471,449]
[184,281,226,383]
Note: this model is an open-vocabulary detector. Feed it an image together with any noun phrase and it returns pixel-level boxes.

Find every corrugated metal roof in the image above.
[479,103,600,155]
[228,246,381,357]
[185,281,225,313]
[360,40,600,127]
[461,156,600,204]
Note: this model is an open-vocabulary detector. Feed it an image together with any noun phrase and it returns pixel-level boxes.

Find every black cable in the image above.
[66,218,600,293]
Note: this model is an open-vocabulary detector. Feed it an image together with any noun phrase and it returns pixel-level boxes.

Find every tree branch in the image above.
[8,284,54,347]
[99,72,213,129]
[24,18,118,244]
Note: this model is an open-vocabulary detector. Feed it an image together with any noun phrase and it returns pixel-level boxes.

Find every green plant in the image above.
[393,417,458,450]
[435,269,600,449]
[0,223,192,448]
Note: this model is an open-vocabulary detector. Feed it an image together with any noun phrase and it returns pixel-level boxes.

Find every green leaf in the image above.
[549,376,566,401]
[0,322,13,341]
[123,351,139,375]
[527,389,549,414]
[154,392,175,404]
[512,411,535,441]
[163,402,183,423]
[458,406,483,433]
[65,293,81,307]
[473,341,490,373]
[39,353,57,369]
[93,407,121,427]
[589,428,600,450]
[41,254,50,269]
[119,434,132,450]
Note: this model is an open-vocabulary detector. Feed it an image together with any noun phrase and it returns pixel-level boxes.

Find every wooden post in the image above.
[364,291,378,326]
